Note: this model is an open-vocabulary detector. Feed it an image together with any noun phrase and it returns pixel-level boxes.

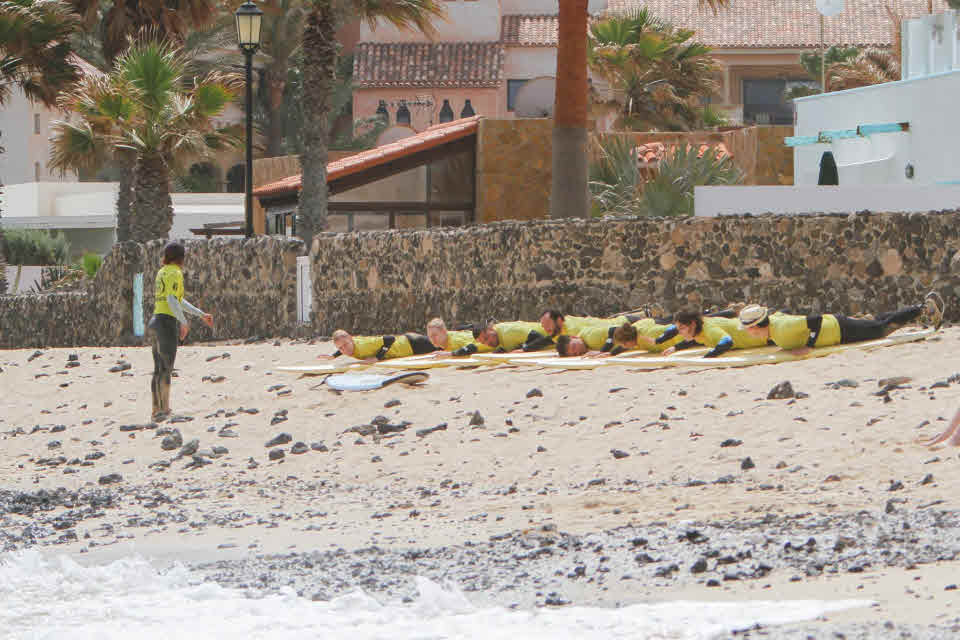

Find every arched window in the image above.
[375,100,389,123]
[181,162,219,192]
[460,99,475,118]
[396,102,411,126]
[438,99,454,124]
[226,164,245,193]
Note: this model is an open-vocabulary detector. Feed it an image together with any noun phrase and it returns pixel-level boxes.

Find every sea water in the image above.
[0,550,870,640]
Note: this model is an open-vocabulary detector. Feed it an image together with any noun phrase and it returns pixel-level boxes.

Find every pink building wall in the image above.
[354,88,503,132]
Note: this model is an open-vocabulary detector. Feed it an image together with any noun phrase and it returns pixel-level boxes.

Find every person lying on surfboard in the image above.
[319,330,437,363]
[640,310,769,358]
[473,320,551,353]
[425,317,494,357]
[738,292,944,356]
[555,321,632,357]
[918,407,960,447]
[613,318,688,353]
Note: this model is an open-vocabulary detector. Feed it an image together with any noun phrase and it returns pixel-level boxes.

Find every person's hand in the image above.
[662,346,676,356]
[316,354,336,360]
[431,351,452,359]
[179,323,189,341]
[593,352,612,358]
[789,347,812,357]
[202,313,214,329]
[509,349,524,354]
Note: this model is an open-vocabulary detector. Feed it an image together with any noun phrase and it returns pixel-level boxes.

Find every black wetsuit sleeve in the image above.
[453,343,479,357]
[655,325,679,345]
[376,335,396,360]
[522,331,553,352]
[704,336,733,358]
[609,345,626,356]
[601,327,616,353]
[805,315,824,348]
[331,350,342,358]
[673,340,697,351]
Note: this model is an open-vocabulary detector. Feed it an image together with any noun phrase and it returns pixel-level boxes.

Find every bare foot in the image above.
[918,408,960,447]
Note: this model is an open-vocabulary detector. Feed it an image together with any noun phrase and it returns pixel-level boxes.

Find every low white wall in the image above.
[694,185,960,217]
[3,266,44,294]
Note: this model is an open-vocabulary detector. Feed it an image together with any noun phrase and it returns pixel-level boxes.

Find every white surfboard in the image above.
[372,357,486,370]
[326,371,429,391]
[275,363,367,375]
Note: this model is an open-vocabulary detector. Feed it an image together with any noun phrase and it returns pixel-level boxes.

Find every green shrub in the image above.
[81,252,103,278]
[589,134,642,217]
[640,144,744,217]
[4,228,71,265]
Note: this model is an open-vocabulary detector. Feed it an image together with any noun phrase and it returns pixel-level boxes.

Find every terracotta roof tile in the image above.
[253,116,481,199]
[607,0,949,49]
[353,42,504,88]
[501,14,561,46]
[632,142,732,166]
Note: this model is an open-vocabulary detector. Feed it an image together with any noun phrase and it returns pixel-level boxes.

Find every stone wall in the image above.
[0,237,303,348]
[310,211,960,335]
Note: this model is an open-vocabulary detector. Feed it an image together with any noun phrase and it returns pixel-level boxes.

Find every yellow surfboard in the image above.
[372,356,488,370]
[275,363,368,375]
[471,351,557,362]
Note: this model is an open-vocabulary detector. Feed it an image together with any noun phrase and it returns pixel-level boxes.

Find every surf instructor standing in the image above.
[148,242,214,422]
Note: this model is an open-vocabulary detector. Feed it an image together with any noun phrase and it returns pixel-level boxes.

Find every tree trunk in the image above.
[297,1,339,251]
[550,0,590,219]
[130,152,174,243]
[115,162,134,242]
[0,181,6,295]
[265,65,288,157]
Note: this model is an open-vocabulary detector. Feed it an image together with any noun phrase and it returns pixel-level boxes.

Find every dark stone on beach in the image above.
[185,455,212,470]
[931,381,950,389]
[536,445,547,452]
[211,446,229,457]
[84,451,105,461]
[161,430,183,451]
[28,350,43,362]
[47,441,61,449]
[311,442,329,452]
[469,411,485,427]
[691,558,708,574]
[50,425,66,433]
[265,433,293,447]
[767,381,795,400]
[269,448,285,461]
[384,399,401,408]
[654,564,679,578]
[526,388,543,398]
[720,438,742,448]
[879,376,912,388]
[741,457,756,471]
[888,480,904,491]
[417,423,447,438]
[828,379,859,389]
[169,415,193,424]
[98,473,122,485]
[109,362,131,373]
[921,473,934,485]
[291,442,308,455]
[377,422,409,435]
[179,439,199,457]
[611,449,630,459]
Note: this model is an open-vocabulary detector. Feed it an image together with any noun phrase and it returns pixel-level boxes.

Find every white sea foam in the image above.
[0,550,870,640]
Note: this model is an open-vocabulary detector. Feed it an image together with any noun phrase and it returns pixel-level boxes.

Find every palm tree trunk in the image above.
[550,0,589,219]
[265,65,288,157]
[115,162,134,242]
[130,152,174,243]
[0,180,6,295]
[297,0,338,249]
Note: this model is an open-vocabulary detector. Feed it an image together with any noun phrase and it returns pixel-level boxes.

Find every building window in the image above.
[375,99,389,123]
[438,99,454,123]
[507,79,529,112]
[396,102,411,125]
[34,114,41,134]
[460,99,475,118]
[34,162,41,181]
[226,164,245,193]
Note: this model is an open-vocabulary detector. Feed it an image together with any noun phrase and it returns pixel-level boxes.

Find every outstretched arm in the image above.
[703,335,733,358]
[522,332,555,352]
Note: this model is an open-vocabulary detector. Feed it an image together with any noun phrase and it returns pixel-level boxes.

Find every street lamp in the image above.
[235,0,263,238]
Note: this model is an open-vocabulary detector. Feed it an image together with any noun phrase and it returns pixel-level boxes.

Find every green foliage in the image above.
[589,134,643,217]
[799,46,860,83]
[700,104,729,128]
[641,144,743,217]
[3,228,71,265]
[784,84,821,101]
[589,135,743,218]
[30,264,70,293]
[81,251,101,278]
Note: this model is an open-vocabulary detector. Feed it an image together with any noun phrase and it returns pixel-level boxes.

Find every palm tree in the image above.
[66,0,219,66]
[258,0,308,156]
[50,41,240,243]
[0,0,81,292]
[828,48,900,91]
[588,9,719,131]
[550,0,728,219]
[297,0,445,246]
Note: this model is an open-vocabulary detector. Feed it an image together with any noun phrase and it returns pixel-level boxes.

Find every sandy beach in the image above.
[2,327,960,638]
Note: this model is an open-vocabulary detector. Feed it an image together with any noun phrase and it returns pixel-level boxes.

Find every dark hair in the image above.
[674,309,704,335]
[542,310,564,322]
[756,317,770,328]
[162,242,185,265]
[556,335,572,356]
[472,320,496,339]
[613,321,637,344]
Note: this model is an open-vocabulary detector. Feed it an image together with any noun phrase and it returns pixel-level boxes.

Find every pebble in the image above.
[469,411,485,427]
[741,457,756,471]
[767,381,796,400]
[265,433,293,447]
[178,439,199,457]
[526,388,543,398]
[384,399,401,408]
[290,442,308,455]
[98,473,122,485]
[268,449,285,461]
[416,423,447,438]
[160,430,183,451]
[310,442,329,452]
[610,449,630,459]
[720,438,742,448]
[109,362,131,373]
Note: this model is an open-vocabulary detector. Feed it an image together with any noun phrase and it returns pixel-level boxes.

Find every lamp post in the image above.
[235,0,263,238]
